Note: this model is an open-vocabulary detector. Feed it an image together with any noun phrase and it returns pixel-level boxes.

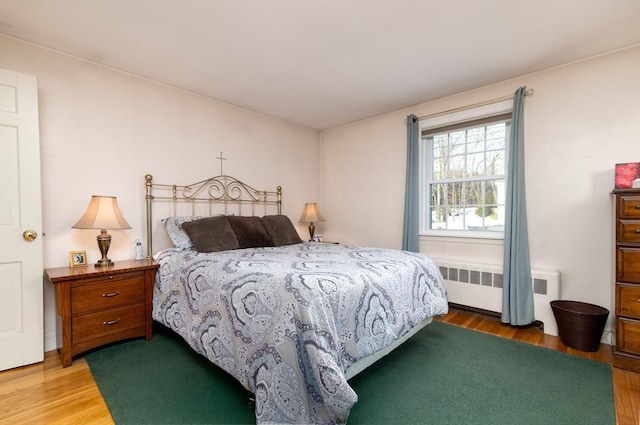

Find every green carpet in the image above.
[86,321,615,425]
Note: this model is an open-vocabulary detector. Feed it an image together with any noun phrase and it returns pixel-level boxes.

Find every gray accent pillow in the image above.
[227,216,274,249]
[261,215,302,246]
[182,216,240,252]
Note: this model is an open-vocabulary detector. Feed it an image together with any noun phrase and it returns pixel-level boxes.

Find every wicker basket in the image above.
[550,300,609,352]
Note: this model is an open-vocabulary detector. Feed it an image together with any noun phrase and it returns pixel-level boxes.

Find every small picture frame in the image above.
[69,250,87,267]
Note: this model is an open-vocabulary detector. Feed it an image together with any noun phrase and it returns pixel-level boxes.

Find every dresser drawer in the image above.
[619,194,640,219]
[617,247,640,283]
[72,303,146,344]
[617,283,640,317]
[618,220,640,243]
[71,275,145,314]
[617,317,640,355]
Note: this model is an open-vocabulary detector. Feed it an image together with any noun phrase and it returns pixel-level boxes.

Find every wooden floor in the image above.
[0,352,111,424]
[1,307,638,425]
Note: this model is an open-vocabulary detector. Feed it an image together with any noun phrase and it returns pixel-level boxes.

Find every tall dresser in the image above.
[613,188,640,372]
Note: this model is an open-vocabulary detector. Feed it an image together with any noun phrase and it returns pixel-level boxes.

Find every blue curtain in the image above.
[402,114,419,252]
[502,87,534,326]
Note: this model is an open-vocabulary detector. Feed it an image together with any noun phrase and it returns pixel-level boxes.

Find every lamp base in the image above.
[308,222,316,242]
[95,258,114,267]
[95,229,114,267]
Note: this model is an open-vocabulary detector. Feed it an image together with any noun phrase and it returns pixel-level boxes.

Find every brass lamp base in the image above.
[95,229,114,267]
[95,258,114,267]
[308,222,316,242]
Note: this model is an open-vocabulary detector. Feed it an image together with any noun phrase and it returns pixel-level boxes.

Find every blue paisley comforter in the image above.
[152,242,448,424]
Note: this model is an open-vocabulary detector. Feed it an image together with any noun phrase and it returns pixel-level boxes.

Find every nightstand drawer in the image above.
[617,283,640,317]
[71,275,145,314]
[72,303,146,343]
[617,317,640,355]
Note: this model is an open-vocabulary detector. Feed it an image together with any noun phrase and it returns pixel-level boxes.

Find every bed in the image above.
[145,173,448,424]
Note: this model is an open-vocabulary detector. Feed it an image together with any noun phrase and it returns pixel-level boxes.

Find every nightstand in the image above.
[45,259,159,367]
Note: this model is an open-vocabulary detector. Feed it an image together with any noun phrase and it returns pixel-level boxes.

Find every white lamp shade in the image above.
[72,196,131,230]
[298,203,325,223]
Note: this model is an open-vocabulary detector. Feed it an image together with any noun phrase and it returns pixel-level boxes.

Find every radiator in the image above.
[434,260,561,336]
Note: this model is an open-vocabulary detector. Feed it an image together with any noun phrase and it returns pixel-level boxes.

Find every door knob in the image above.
[23,230,38,241]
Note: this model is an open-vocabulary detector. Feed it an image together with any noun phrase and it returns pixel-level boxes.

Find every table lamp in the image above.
[72,195,131,267]
[298,203,325,241]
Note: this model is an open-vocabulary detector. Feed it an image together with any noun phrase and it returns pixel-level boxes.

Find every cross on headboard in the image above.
[216,152,227,175]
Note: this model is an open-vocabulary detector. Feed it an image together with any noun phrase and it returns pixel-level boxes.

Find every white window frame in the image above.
[419,100,513,239]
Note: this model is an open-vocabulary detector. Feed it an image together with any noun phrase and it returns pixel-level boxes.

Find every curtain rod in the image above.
[415,88,534,122]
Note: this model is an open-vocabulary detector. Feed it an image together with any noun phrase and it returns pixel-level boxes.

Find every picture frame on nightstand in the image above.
[69,250,87,267]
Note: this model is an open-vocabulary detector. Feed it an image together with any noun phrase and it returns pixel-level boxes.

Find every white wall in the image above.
[321,46,640,341]
[0,35,320,351]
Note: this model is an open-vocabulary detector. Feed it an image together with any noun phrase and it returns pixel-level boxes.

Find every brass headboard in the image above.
[144,174,282,259]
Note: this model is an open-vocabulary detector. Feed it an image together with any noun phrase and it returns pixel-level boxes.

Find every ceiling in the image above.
[1,1,639,130]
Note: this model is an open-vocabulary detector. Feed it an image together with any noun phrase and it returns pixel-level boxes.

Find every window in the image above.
[420,106,511,238]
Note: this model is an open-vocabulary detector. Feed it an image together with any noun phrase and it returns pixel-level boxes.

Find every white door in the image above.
[0,68,43,371]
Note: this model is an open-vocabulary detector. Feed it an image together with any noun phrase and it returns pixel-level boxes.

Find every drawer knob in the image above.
[102,319,121,326]
[102,291,120,298]
[635,229,640,234]
[635,204,640,210]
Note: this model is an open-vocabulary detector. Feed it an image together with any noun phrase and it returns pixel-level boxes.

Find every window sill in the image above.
[419,230,504,241]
